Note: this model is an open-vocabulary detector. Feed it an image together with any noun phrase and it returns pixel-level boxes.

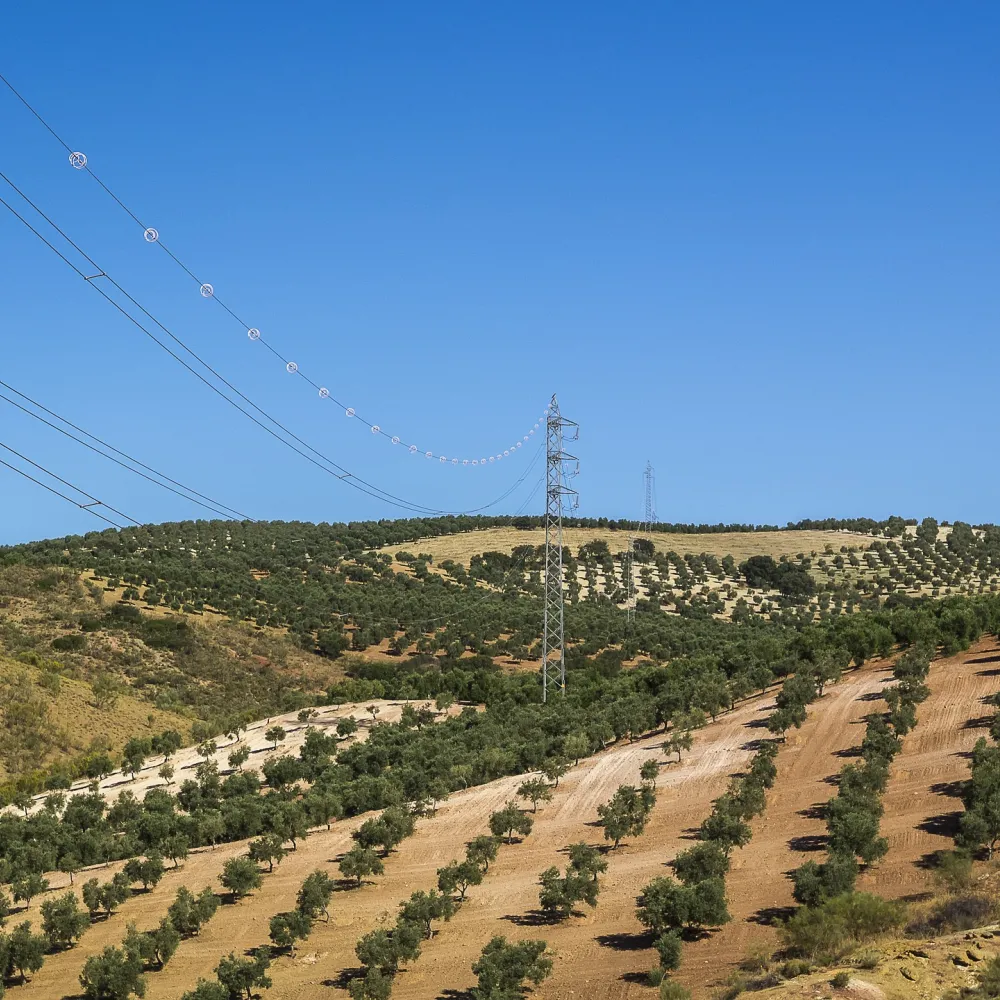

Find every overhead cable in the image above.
[0,70,545,468]
[0,439,133,530]
[0,175,541,517]
[0,378,254,522]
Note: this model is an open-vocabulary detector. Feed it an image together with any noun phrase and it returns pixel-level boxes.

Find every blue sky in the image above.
[1,3,998,544]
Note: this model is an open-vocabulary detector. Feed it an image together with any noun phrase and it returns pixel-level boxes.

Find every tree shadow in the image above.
[437,990,475,1000]
[917,812,961,838]
[743,718,771,730]
[331,877,365,892]
[930,780,966,799]
[969,653,1000,664]
[502,909,563,927]
[833,745,863,758]
[857,691,885,702]
[323,967,366,990]
[621,971,654,985]
[749,904,797,926]
[788,834,827,853]
[914,851,943,871]
[796,803,826,821]
[596,930,655,951]
[963,715,993,731]
[975,669,1000,678]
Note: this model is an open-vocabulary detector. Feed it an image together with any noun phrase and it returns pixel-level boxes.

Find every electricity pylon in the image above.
[541,394,578,702]
[643,460,657,529]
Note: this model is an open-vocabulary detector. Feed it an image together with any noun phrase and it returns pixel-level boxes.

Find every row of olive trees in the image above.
[347,793,541,1000]
[791,647,930,907]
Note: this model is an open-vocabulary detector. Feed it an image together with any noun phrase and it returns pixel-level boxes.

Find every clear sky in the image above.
[1,3,998,544]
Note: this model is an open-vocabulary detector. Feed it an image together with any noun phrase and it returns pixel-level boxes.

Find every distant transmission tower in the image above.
[643,460,657,530]
[541,394,578,702]
[625,536,636,624]
[628,461,657,625]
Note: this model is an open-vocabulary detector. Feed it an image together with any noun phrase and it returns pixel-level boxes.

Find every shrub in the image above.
[780,893,904,963]
[831,970,850,987]
[906,893,996,935]
[974,955,1000,998]
[659,981,692,1000]
[853,948,881,969]
[933,850,974,894]
[779,959,811,978]
[738,944,770,973]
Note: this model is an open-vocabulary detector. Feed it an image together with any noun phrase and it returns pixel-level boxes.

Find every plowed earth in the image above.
[13,642,994,1000]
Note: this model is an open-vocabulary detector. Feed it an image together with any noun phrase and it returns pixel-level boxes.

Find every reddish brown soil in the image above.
[859,640,1000,899]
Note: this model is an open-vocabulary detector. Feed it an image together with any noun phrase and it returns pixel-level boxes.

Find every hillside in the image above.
[3,515,1000,1000]
[0,561,347,786]
[1,514,996,785]
[2,641,998,1000]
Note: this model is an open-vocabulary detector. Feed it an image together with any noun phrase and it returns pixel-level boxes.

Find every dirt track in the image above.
[13,644,994,1000]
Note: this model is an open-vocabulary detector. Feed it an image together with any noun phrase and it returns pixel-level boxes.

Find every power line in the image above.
[0,175,536,518]
[0,379,254,522]
[0,70,545,468]
[0,440,132,530]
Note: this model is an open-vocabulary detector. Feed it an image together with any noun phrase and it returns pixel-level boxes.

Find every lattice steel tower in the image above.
[625,536,637,624]
[541,394,578,702]
[643,460,657,529]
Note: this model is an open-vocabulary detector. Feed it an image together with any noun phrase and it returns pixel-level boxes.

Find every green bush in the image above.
[854,948,881,969]
[52,633,86,652]
[906,893,996,936]
[780,893,905,963]
[660,980,692,1000]
[831,970,850,987]
[780,959,811,978]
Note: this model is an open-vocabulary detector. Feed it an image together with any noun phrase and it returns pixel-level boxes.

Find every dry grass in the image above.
[0,656,191,783]
[386,527,875,566]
